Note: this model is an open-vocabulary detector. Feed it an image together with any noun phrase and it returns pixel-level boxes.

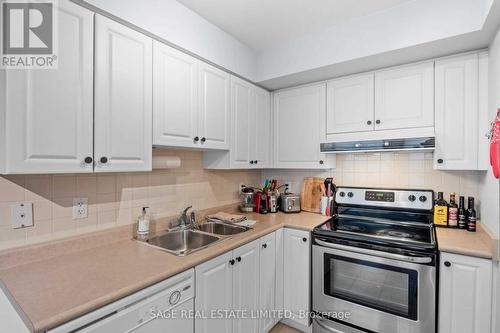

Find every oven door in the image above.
[312,239,436,333]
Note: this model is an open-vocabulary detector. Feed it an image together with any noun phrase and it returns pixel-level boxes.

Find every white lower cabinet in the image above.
[283,229,310,329]
[195,251,234,333]
[259,232,277,333]
[195,231,284,333]
[233,240,261,333]
[439,252,493,333]
[196,239,260,333]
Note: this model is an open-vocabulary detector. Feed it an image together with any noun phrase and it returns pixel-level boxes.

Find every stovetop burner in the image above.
[314,215,436,251]
[337,224,366,232]
[376,229,414,239]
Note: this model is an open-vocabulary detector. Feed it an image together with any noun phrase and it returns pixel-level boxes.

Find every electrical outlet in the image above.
[11,202,33,229]
[73,198,88,219]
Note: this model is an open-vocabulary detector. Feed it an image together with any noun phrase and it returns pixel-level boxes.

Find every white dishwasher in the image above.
[48,269,194,333]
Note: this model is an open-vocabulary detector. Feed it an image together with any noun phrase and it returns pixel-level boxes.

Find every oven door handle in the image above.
[314,317,345,332]
[315,239,433,264]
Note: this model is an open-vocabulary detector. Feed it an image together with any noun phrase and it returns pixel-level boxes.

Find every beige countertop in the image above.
[1,208,497,333]
[0,211,329,333]
[436,223,498,260]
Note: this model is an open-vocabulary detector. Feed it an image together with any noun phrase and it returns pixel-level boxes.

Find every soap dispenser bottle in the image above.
[137,206,150,241]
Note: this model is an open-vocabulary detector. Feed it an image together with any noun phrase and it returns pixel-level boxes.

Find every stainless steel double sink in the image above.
[139,221,251,256]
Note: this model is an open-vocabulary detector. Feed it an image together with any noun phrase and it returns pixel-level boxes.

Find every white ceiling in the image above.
[177,0,415,50]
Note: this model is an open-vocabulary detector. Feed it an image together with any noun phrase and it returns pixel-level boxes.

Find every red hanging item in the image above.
[490,109,500,179]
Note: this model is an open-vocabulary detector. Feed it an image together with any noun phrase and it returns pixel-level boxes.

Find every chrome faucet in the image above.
[171,206,196,230]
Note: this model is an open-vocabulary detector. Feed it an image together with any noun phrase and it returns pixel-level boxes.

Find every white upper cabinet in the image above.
[203,76,271,169]
[153,42,198,148]
[439,252,492,333]
[2,1,94,174]
[253,87,272,168]
[231,76,253,168]
[374,61,434,131]
[273,84,335,169]
[94,15,153,172]
[327,73,374,134]
[198,63,231,150]
[435,53,486,170]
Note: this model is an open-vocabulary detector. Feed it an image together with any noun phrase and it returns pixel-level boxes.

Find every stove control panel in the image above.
[336,187,434,211]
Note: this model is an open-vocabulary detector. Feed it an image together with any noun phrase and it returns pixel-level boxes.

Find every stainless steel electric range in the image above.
[312,187,437,333]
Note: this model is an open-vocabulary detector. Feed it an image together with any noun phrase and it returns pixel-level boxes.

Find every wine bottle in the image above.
[433,192,448,227]
[448,192,458,228]
[467,197,476,232]
[458,196,467,229]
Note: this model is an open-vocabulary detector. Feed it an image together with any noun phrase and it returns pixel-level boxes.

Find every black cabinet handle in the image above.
[201,137,206,143]
[229,259,235,265]
[250,160,254,164]
[84,157,93,164]
[367,120,372,125]
[375,120,381,124]
[100,157,108,164]
[236,256,242,262]
[302,237,307,242]
[262,243,267,249]
[437,159,444,164]
[444,261,451,267]
[254,160,258,165]
[194,136,200,142]
[319,160,324,165]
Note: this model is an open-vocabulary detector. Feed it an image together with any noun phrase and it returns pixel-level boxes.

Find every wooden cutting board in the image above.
[301,177,324,213]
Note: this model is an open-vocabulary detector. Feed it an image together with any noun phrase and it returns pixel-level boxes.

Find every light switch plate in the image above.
[73,198,88,219]
[11,203,33,229]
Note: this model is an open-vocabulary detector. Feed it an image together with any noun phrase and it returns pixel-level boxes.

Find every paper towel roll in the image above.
[152,156,181,169]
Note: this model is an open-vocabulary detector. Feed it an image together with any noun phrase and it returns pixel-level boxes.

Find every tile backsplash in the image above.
[0,150,260,250]
[263,152,482,209]
[0,150,485,250]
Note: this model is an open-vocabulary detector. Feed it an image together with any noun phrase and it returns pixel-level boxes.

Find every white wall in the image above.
[480,27,500,240]
[257,0,491,84]
[484,24,500,333]
[82,0,258,81]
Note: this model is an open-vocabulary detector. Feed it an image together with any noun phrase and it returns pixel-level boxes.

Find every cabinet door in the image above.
[253,87,271,168]
[283,229,310,327]
[327,73,374,134]
[259,233,276,333]
[439,252,492,333]
[374,62,434,130]
[4,1,93,174]
[195,252,233,333]
[233,239,260,333]
[274,229,284,324]
[94,15,152,172]
[434,54,479,170]
[273,84,329,169]
[231,76,253,168]
[198,63,231,150]
[153,41,198,148]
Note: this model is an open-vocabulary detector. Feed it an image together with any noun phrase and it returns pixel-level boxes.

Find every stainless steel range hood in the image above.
[320,137,435,154]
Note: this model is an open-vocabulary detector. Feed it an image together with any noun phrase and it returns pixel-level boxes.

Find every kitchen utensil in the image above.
[268,193,278,213]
